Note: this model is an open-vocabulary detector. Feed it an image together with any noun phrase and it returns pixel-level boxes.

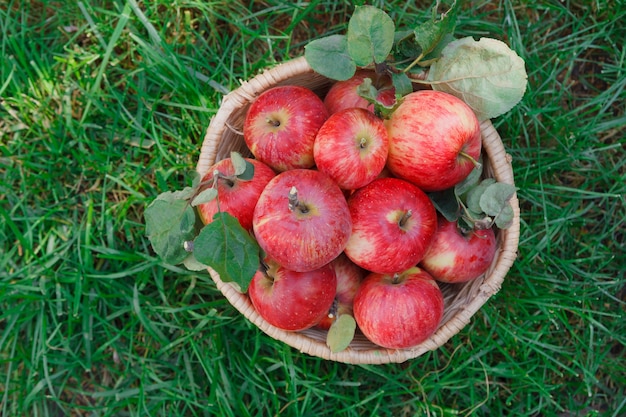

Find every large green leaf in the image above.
[428,36,528,120]
[193,212,260,293]
[347,5,395,66]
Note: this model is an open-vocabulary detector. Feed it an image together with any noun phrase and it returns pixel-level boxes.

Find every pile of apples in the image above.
[196,71,498,350]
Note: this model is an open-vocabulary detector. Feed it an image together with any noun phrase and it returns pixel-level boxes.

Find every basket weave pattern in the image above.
[197,57,520,364]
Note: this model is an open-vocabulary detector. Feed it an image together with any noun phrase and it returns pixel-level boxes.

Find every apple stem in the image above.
[266,117,281,128]
[391,273,401,284]
[327,299,338,320]
[359,137,367,149]
[288,186,309,214]
[403,52,425,74]
[459,151,482,169]
[399,209,413,227]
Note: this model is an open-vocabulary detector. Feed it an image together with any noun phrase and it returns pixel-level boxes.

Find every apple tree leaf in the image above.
[183,252,211,272]
[305,34,356,81]
[356,77,379,102]
[479,182,516,215]
[479,182,516,228]
[145,196,197,265]
[428,188,461,222]
[428,36,528,120]
[326,314,357,353]
[420,33,456,65]
[190,171,202,188]
[394,29,421,60]
[347,5,395,66]
[494,204,515,229]
[157,187,195,202]
[465,178,496,215]
[230,151,248,176]
[193,211,260,293]
[454,160,483,198]
[191,187,217,207]
[236,159,256,181]
[391,72,413,97]
[413,0,459,59]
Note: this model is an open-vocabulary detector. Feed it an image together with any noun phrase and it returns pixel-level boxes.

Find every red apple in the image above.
[385,90,481,192]
[353,267,444,349]
[324,70,395,114]
[252,169,352,272]
[248,260,337,331]
[243,85,328,172]
[316,253,365,330]
[343,178,437,274]
[196,158,276,230]
[313,108,389,190]
[419,217,497,283]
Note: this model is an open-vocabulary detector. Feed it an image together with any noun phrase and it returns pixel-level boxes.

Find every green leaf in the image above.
[428,36,528,120]
[193,212,260,293]
[494,204,515,229]
[391,72,413,97]
[414,0,459,58]
[479,182,516,216]
[183,252,210,272]
[347,5,395,66]
[157,187,195,202]
[479,182,516,229]
[236,159,255,181]
[305,35,356,81]
[189,171,202,188]
[326,314,356,353]
[454,160,484,198]
[356,77,379,102]
[230,151,248,176]
[356,77,402,119]
[466,178,496,214]
[145,196,197,265]
[428,188,461,222]
[394,29,421,60]
[419,33,456,66]
[191,187,217,207]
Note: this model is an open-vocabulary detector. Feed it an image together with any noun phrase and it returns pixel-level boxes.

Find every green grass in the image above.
[1,0,625,415]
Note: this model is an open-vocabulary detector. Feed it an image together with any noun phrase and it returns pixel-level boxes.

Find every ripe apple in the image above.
[243,85,328,172]
[343,178,437,274]
[316,253,365,330]
[248,260,337,331]
[353,267,444,349]
[196,157,276,231]
[324,70,395,114]
[419,217,497,283]
[313,107,389,190]
[252,169,352,272]
[385,90,481,192]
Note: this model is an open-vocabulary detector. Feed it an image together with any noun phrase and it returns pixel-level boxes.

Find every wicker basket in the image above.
[197,56,520,365]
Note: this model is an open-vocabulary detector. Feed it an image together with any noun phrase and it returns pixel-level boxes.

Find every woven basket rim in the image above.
[197,56,520,365]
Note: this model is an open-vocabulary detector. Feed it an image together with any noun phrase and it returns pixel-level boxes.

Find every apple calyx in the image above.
[265,116,282,128]
[398,209,413,228]
[391,273,402,285]
[260,258,281,283]
[288,186,310,214]
[358,137,368,149]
